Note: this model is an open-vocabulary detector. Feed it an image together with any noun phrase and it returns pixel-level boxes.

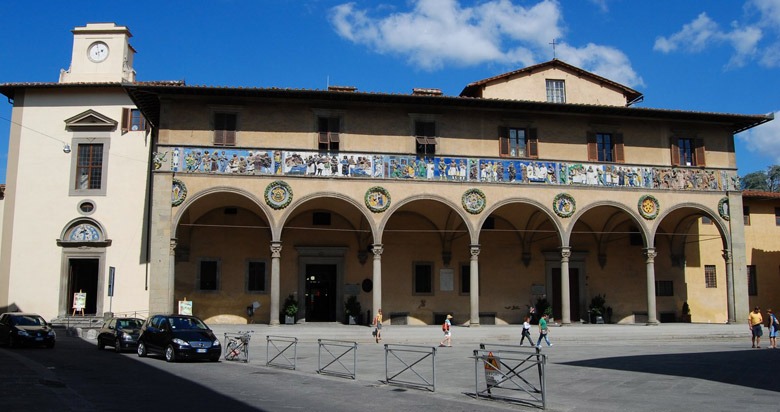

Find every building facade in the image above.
[1,24,774,326]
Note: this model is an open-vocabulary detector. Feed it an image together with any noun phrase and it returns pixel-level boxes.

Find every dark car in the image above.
[137,314,221,362]
[0,312,56,348]
[97,317,144,353]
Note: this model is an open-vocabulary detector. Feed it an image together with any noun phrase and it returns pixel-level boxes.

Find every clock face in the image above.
[88,42,109,62]
[70,224,100,241]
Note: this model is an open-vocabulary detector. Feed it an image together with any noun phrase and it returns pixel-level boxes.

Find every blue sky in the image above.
[1,0,779,184]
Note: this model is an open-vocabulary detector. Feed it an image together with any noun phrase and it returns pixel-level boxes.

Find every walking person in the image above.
[373,309,383,343]
[767,308,779,349]
[520,315,534,346]
[749,306,763,348]
[439,314,452,347]
[536,313,552,348]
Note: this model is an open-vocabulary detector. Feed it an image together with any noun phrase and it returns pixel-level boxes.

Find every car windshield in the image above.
[168,317,207,330]
[13,315,46,326]
[118,319,143,329]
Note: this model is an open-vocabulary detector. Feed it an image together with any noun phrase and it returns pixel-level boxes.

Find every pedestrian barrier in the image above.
[266,335,298,370]
[317,339,358,379]
[473,343,547,409]
[384,344,436,392]
[224,331,253,363]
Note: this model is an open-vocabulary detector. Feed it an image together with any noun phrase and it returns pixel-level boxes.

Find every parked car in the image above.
[97,317,144,353]
[0,312,56,348]
[137,314,221,362]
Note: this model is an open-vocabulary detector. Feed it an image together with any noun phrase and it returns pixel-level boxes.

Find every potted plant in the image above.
[681,301,691,323]
[589,294,606,324]
[283,294,298,324]
[344,295,361,325]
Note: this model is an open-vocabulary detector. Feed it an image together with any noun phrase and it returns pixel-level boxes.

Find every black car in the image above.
[137,314,221,362]
[97,317,144,353]
[0,312,56,348]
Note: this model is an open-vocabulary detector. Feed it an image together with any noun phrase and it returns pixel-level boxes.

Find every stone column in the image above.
[723,249,735,323]
[372,244,383,321]
[560,247,571,325]
[470,244,480,326]
[269,241,282,326]
[148,172,174,314]
[644,248,659,325]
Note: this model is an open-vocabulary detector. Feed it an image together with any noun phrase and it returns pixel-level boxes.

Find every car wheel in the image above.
[114,338,122,353]
[137,341,147,357]
[165,344,176,363]
[210,355,220,362]
[46,341,55,349]
[97,337,105,350]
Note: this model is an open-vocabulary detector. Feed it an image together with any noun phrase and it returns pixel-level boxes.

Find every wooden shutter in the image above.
[694,138,706,167]
[613,133,625,163]
[528,128,538,158]
[499,127,509,156]
[224,130,236,146]
[587,132,597,161]
[670,137,680,166]
[121,108,130,134]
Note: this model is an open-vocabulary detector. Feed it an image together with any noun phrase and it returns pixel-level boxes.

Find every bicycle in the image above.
[224,331,253,362]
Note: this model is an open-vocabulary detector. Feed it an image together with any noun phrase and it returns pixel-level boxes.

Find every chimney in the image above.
[328,85,358,92]
[412,88,442,96]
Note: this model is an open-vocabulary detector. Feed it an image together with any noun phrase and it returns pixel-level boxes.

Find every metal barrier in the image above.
[223,331,253,363]
[384,344,436,392]
[473,343,547,409]
[266,335,298,370]
[317,339,358,379]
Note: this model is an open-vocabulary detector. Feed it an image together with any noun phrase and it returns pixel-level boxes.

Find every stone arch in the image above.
[277,191,379,243]
[171,186,272,239]
[378,193,476,244]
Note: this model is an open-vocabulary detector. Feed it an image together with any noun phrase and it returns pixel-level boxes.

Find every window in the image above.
[747,265,757,296]
[199,259,219,291]
[701,216,712,224]
[121,108,146,133]
[705,265,717,288]
[655,280,673,296]
[318,117,340,152]
[413,262,433,294]
[415,121,436,157]
[499,127,538,158]
[744,206,751,226]
[670,137,705,167]
[460,264,470,294]
[312,212,331,225]
[587,132,624,162]
[546,79,566,103]
[775,207,780,226]
[214,112,237,146]
[76,143,104,190]
[246,261,266,293]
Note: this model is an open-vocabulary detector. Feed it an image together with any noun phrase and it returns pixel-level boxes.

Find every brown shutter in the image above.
[694,138,705,167]
[499,127,509,156]
[329,132,340,143]
[121,108,130,134]
[213,130,225,145]
[225,130,236,146]
[318,132,329,144]
[614,133,625,163]
[670,137,680,166]
[528,128,538,158]
[587,132,597,161]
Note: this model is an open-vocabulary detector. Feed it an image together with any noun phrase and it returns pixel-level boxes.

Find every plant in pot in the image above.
[283,294,298,324]
[344,295,361,325]
[681,301,691,323]
[589,294,606,324]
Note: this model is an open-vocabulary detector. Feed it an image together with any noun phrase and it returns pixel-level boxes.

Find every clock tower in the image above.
[59,23,136,83]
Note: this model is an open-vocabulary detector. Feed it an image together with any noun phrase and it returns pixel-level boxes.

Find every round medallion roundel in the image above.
[365,186,391,213]
[462,188,486,214]
[264,181,293,210]
[553,193,576,218]
[638,195,660,220]
[172,179,187,207]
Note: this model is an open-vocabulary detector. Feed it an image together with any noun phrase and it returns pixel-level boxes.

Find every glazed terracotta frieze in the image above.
[154,146,740,192]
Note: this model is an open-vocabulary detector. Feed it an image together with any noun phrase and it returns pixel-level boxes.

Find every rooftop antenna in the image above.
[550,39,558,59]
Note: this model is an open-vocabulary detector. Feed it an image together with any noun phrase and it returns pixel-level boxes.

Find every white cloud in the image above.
[737,111,780,164]
[328,0,642,87]
[654,1,780,68]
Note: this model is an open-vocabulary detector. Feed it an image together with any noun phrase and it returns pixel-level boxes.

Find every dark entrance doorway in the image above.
[68,258,99,315]
[552,268,580,322]
[305,264,337,321]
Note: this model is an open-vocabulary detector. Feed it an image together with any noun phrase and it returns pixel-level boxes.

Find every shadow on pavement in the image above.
[560,349,780,392]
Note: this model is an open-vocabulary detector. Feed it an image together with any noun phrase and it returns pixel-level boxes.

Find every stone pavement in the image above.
[3,322,778,411]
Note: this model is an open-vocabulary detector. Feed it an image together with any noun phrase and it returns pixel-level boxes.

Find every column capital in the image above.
[270,241,282,258]
[470,244,481,258]
[560,246,571,261]
[721,249,732,263]
[169,238,177,256]
[372,244,384,257]
[644,247,657,263]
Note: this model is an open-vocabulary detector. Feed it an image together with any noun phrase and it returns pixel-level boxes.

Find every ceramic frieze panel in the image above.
[153,145,740,193]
